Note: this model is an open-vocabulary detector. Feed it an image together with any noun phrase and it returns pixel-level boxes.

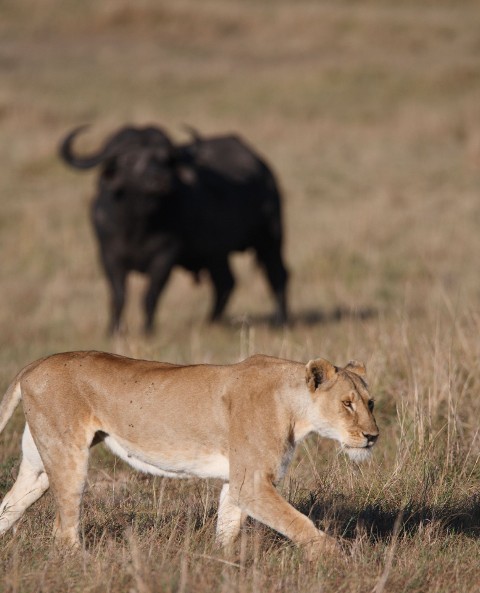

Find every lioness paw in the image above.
[304,533,343,562]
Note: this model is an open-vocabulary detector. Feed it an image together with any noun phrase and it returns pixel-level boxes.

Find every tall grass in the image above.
[0,1,479,591]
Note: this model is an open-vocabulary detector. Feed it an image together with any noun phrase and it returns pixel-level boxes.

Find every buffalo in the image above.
[60,125,289,334]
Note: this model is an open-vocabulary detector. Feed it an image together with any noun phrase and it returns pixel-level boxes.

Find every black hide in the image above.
[60,125,289,333]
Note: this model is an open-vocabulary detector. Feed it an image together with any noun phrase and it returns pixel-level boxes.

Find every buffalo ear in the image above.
[344,360,366,376]
[305,359,337,392]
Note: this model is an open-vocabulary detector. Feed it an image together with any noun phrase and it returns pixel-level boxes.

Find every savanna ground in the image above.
[1,1,480,591]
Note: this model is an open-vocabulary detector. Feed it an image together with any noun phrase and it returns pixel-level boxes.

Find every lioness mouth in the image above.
[342,445,373,463]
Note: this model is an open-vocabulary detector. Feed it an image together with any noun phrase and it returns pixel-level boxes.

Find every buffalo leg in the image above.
[101,255,127,335]
[208,258,235,322]
[144,250,179,333]
[256,243,288,324]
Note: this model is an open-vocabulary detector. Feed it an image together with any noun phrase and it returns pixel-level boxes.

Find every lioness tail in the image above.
[0,380,22,435]
[0,359,45,435]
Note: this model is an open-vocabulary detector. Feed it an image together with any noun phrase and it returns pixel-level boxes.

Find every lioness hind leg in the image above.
[216,483,247,549]
[0,424,49,535]
[42,444,91,548]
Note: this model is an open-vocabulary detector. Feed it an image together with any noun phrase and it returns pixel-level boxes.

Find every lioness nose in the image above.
[363,432,378,445]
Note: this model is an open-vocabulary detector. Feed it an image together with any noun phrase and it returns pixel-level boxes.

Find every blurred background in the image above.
[2,0,479,372]
[1,1,480,590]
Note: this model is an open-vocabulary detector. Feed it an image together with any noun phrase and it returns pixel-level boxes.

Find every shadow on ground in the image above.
[304,493,480,541]
[81,485,480,553]
[227,306,378,328]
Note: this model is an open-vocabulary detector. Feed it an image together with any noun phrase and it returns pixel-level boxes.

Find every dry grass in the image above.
[1,0,480,591]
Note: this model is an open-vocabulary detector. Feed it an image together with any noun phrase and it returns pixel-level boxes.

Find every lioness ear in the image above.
[305,358,337,392]
[345,360,366,376]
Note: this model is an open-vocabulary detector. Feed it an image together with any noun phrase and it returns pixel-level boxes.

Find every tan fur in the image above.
[0,351,378,557]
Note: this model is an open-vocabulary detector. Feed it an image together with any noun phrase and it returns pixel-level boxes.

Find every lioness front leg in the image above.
[231,471,338,559]
[216,483,247,549]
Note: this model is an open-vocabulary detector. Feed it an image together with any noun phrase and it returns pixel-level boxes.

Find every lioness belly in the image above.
[104,435,230,480]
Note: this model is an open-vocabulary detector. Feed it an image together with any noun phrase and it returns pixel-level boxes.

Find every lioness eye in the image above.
[368,400,374,411]
[343,401,353,409]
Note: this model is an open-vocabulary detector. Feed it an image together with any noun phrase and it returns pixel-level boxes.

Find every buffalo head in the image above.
[60,125,177,195]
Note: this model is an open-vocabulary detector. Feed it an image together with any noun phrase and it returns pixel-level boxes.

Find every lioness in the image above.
[0,352,378,556]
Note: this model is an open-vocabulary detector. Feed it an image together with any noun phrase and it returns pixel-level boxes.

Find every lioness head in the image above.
[305,358,379,462]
